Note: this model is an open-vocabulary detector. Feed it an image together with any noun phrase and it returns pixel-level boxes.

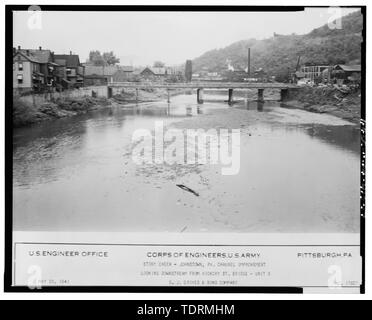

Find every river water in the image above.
[13,92,360,233]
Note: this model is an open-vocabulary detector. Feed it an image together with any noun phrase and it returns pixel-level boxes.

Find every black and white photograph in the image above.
[3,3,366,295]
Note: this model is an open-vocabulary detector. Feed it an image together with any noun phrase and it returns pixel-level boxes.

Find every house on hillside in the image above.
[54,52,84,88]
[332,64,361,84]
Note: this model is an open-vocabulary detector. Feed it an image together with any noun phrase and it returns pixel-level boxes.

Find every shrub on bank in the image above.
[56,96,111,111]
[13,98,46,127]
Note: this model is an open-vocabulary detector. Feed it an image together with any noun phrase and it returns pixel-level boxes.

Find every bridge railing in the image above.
[107,82,299,89]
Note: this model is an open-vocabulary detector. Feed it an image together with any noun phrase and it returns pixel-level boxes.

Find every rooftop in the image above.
[334,64,361,72]
[54,54,81,67]
[15,48,53,64]
[84,65,121,76]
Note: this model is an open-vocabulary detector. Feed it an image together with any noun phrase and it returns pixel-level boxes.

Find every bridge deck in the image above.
[108,82,299,89]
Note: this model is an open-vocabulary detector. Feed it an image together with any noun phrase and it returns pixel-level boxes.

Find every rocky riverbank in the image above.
[283,86,361,124]
[13,88,187,127]
[13,96,111,127]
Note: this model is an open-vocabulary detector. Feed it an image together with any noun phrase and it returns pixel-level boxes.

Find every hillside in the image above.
[192,10,363,80]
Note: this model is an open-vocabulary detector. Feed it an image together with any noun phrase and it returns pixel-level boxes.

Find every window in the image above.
[17,74,23,84]
[18,62,23,71]
[66,68,72,75]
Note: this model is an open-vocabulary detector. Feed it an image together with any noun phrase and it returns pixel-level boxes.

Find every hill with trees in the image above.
[192,10,363,81]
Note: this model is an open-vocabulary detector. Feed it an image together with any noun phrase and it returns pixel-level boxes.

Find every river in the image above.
[13,92,360,233]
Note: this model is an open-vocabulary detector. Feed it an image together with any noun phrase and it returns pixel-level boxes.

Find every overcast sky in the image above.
[13,8,360,66]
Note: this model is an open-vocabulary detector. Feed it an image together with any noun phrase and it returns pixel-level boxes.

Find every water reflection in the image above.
[304,124,360,154]
[240,100,270,112]
[257,101,264,112]
[186,107,193,117]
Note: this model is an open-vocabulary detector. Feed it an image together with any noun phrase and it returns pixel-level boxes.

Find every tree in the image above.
[103,51,120,66]
[153,61,165,68]
[192,11,362,79]
[89,50,104,66]
[88,50,120,66]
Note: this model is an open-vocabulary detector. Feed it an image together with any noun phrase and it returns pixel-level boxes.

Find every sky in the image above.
[13,7,360,66]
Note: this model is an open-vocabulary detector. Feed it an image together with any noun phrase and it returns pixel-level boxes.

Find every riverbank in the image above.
[13,95,112,127]
[284,86,361,124]
[13,88,187,127]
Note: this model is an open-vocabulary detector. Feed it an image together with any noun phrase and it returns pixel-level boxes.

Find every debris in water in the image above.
[176,184,200,197]
[44,140,57,149]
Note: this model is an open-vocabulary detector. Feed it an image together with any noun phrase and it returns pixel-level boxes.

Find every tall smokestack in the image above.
[247,48,251,76]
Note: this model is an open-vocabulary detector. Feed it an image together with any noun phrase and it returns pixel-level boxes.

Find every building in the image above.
[13,48,44,93]
[54,52,84,88]
[24,47,58,88]
[112,66,134,82]
[332,64,361,84]
[13,46,60,91]
[140,67,167,80]
[84,65,122,85]
[166,66,183,76]
[13,46,62,93]
[83,74,107,86]
[163,66,184,82]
